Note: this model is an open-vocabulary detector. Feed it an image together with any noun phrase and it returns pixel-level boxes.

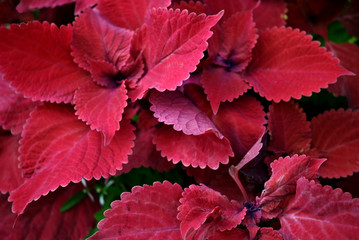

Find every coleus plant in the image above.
[0,0,359,239]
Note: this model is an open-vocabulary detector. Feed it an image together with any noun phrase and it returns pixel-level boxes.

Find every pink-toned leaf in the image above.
[244,27,351,102]
[90,181,183,240]
[119,127,174,174]
[74,81,128,146]
[257,155,326,219]
[130,9,222,100]
[327,42,359,108]
[279,178,359,240]
[178,184,246,239]
[16,0,76,13]
[0,135,24,193]
[258,228,283,240]
[253,0,286,31]
[208,228,249,240]
[72,8,133,71]
[203,0,259,21]
[214,96,266,158]
[9,104,135,214]
[171,0,206,14]
[74,0,96,14]
[0,22,89,104]
[202,67,250,114]
[153,124,233,169]
[1,184,99,240]
[267,100,311,154]
[0,76,40,134]
[149,90,220,136]
[98,0,171,30]
[338,0,359,38]
[311,109,359,178]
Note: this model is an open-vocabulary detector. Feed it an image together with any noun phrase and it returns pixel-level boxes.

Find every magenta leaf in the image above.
[244,27,351,102]
[253,0,286,31]
[171,0,206,15]
[257,155,326,219]
[311,109,359,178]
[178,184,246,239]
[98,0,171,30]
[72,8,133,72]
[0,135,24,193]
[149,90,220,136]
[9,104,135,214]
[0,22,90,104]
[74,0,97,15]
[267,100,311,154]
[153,124,233,169]
[0,76,40,134]
[1,184,99,239]
[90,181,183,240]
[16,0,76,13]
[74,81,128,146]
[327,42,359,108]
[214,96,266,158]
[208,228,249,240]
[130,8,223,99]
[257,228,283,240]
[279,178,359,239]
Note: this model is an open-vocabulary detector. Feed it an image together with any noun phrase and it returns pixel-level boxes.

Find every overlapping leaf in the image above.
[257,155,326,219]
[130,8,222,99]
[98,0,171,30]
[279,178,359,239]
[338,0,359,38]
[0,76,40,134]
[90,181,183,240]
[244,27,351,102]
[0,22,90,104]
[178,184,246,239]
[9,104,135,214]
[1,184,99,240]
[0,135,24,193]
[267,101,311,154]
[311,109,359,178]
[327,42,359,108]
[253,0,286,31]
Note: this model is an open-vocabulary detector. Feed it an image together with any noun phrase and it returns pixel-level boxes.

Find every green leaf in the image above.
[60,190,87,212]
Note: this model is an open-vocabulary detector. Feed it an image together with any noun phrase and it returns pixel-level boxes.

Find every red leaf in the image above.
[130,9,222,99]
[16,0,76,13]
[1,184,99,240]
[74,0,96,15]
[171,0,206,15]
[0,76,40,134]
[214,96,266,158]
[202,67,250,114]
[203,0,258,22]
[257,155,326,219]
[0,135,24,193]
[90,181,183,240]
[311,109,359,178]
[279,178,359,239]
[119,127,174,174]
[208,228,249,240]
[72,8,133,71]
[267,100,311,154]
[327,42,359,108]
[338,0,359,38]
[253,0,286,31]
[244,27,351,102]
[9,104,135,214]
[258,228,283,240]
[153,124,233,169]
[74,81,128,145]
[149,91,220,136]
[98,0,171,30]
[0,22,89,104]
[178,184,246,239]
